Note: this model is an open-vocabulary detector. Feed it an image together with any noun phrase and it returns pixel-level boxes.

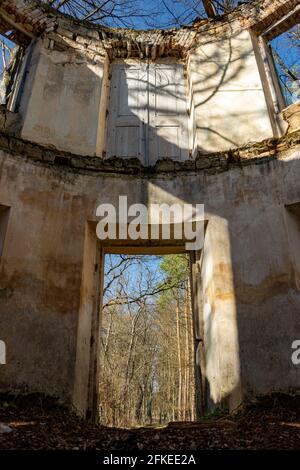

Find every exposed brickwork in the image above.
[282,102,300,133]
[244,0,300,34]
[50,25,197,59]
[0,0,299,59]
[0,0,57,35]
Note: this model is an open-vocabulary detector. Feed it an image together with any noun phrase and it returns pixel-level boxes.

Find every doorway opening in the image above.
[98,252,196,428]
[106,61,189,165]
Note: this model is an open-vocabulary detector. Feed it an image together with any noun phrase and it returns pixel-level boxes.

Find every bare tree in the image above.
[269,24,300,106]
[99,254,195,428]
[41,0,248,28]
[42,0,158,27]
[0,0,252,80]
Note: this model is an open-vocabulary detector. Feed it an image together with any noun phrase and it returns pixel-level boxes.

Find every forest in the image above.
[99,254,196,428]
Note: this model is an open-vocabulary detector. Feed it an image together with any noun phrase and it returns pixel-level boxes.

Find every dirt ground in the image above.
[0,394,299,450]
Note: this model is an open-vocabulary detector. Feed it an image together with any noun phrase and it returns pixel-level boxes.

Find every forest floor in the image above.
[0,393,299,450]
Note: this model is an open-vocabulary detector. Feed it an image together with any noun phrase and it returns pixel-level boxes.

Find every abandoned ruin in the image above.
[0,0,299,426]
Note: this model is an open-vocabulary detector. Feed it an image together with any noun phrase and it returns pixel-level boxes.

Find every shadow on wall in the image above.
[19,40,104,156]
[1,19,299,417]
[153,154,300,414]
[90,28,294,413]
[190,25,273,152]
[101,26,269,160]
[33,23,271,161]
[37,29,300,412]
[88,28,298,408]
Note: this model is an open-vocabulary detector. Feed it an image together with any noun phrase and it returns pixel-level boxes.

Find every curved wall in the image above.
[0,134,300,408]
[0,0,299,415]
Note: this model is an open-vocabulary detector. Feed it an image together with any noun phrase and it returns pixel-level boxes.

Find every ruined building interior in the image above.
[0,0,299,424]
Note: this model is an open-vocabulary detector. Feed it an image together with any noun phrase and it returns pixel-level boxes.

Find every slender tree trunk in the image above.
[184,288,190,420]
[103,310,113,358]
[168,358,171,422]
[172,386,176,421]
[203,0,217,18]
[187,275,195,421]
[175,291,182,420]
[123,312,140,422]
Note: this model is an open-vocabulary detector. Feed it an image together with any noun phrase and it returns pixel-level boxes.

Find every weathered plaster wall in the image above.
[20,39,105,156]
[16,24,274,158]
[190,28,273,152]
[201,217,241,411]
[0,137,300,406]
[0,157,85,398]
[0,0,299,415]
[1,0,298,157]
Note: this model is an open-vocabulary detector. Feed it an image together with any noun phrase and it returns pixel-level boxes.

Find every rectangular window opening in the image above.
[99,252,196,428]
[0,30,28,111]
[266,18,300,108]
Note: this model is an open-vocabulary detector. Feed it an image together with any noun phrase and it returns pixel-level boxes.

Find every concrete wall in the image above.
[200,217,241,411]
[17,27,274,158]
[0,0,298,415]
[0,143,300,408]
[190,29,273,152]
[20,39,105,156]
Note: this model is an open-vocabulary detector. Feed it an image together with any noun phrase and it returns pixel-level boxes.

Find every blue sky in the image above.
[104,254,164,307]
[0,36,15,77]
[43,0,246,29]
[1,2,298,106]
[0,1,249,77]
[270,24,300,106]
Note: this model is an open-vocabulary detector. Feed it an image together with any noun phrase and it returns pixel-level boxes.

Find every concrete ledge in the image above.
[0,128,299,177]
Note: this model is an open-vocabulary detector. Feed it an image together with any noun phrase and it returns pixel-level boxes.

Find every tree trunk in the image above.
[175,291,182,420]
[184,288,190,420]
[202,0,217,18]
[187,275,195,420]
